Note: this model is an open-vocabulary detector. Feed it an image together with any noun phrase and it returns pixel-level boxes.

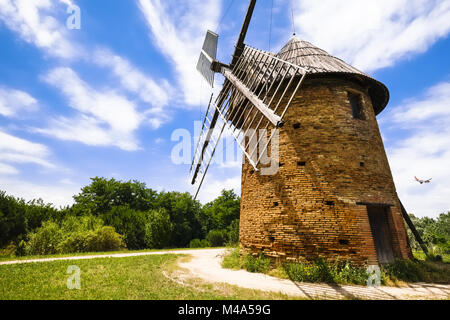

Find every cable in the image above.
[216,0,235,33]
[290,0,296,35]
[269,0,274,51]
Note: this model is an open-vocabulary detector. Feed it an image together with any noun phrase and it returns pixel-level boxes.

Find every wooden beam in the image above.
[399,201,429,254]
[222,67,282,127]
[230,0,257,68]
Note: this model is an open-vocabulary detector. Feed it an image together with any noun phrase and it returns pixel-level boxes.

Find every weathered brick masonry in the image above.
[239,77,413,265]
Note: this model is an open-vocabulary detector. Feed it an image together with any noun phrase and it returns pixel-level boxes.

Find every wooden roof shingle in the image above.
[276,36,390,115]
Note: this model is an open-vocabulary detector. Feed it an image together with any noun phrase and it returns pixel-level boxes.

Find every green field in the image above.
[0,254,296,300]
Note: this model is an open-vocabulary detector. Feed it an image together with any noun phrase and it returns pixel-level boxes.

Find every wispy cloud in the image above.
[0,0,81,59]
[137,0,221,107]
[383,81,450,217]
[0,86,38,117]
[37,67,143,151]
[293,0,450,72]
[0,129,54,170]
[93,48,174,129]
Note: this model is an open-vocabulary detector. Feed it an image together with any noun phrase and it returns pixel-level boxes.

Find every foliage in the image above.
[382,258,450,284]
[243,254,272,273]
[0,184,242,256]
[202,190,240,232]
[227,219,240,246]
[73,177,158,215]
[0,191,59,247]
[206,229,228,247]
[284,258,370,285]
[189,239,211,248]
[24,216,125,255]
[101,205,148,250]
[155,191,203,248]
[407,212,450,254]
[144,209,173,249]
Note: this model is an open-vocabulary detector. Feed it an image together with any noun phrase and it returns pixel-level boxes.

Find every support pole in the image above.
[399,201,428,254]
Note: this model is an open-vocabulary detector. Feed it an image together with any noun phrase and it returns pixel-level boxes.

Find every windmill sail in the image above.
[196,30,219,87]
[191,45,308,198]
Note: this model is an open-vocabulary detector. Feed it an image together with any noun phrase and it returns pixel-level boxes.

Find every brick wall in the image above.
[239,77,413,265]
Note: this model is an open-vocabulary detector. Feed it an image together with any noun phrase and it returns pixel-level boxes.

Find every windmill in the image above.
[190,0,307,198]
[190,0,424,265]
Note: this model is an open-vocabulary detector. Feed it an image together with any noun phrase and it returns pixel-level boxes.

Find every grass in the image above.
[0,247,224,263]
[222,248,450,286]
[0,253,299,300]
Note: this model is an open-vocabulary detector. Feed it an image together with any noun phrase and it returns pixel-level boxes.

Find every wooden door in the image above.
[367,206,395,264]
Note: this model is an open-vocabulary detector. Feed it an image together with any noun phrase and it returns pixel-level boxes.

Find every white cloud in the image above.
[195,173,241,204]
[93,48,174,129]
[293,0,450,71]
[0,86,38,117]
[383,81,450,218]
[93,48,172,108]
[0,129,54,169]
[137,0,221,107]
[0,0,80,59]
[0,176,78,208]
[38,67,143,151]
[0,163,19,175]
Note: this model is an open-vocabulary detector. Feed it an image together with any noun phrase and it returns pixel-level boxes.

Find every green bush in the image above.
[189,239,210,248]
[284,258,371,285]
[101,205,148,249]
[24,216,125,255]
[144,209,173,249]
[206,229,228,247]
[382,258,450,283]
[243,253,271,273]
[25,221,64,255]
[227,219,240,246]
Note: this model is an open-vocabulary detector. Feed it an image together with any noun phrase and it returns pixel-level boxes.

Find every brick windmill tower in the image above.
[191,0,417,265]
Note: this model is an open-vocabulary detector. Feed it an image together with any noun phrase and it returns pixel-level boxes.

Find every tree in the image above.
[156,192,203,247]
[101,205,148,249]
[144,209,173,249]
[203,190,241,231]
[73,177,158,215]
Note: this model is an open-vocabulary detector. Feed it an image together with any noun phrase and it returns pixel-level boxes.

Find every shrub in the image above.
[243,253,271,273]
[227,219,240,246]
[382,259,450,283]
[101,205,148,249]
[24,216,125,255]
[189,239,210,248]
[206,229,228,247]
[25,221,64,255]
[284,258,371,285]
[144,209,173,249]
[222,247,242,269]
[85,226,126,252]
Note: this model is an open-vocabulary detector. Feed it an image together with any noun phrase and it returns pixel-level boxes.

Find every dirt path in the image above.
[2,248,449,300]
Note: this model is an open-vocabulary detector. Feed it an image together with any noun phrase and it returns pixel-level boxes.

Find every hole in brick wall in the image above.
[273,202,279,207]
[250,170,255,175]
[293,123,301,129]
[297,161,306,167]
[360,162,365,167]
[326,201,334,206]
[348,91,365,120]
[278,163,284,167]
[339,239,350,245]
[269,236,275,242]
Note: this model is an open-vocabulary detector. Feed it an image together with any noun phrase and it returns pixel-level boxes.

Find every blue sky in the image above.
[0,0,449,218]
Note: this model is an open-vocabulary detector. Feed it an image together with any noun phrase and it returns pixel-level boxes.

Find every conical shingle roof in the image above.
[277,36,389,115]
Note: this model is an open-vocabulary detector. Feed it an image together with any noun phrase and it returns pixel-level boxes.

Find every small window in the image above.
[339,239,349,245]
[273,202,279,207]
[348,92,365,120]
[297,161,306,167]
[326,201,334,206]
[293,123,301,129]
